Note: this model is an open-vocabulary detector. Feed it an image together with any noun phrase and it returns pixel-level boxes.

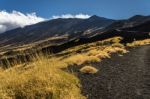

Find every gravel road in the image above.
[70,45,150,99]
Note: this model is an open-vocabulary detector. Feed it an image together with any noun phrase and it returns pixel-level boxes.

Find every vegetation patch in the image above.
[2,36,148,98]
[62,37,127,66]
[80,65,98,74]
[0,57,85,99]
[63,54,101,66]
[127,39,150,47]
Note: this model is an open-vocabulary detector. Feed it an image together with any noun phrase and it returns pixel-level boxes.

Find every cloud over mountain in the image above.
[0,10,45,33]
[52,14,91,19]
[0,11,91,33]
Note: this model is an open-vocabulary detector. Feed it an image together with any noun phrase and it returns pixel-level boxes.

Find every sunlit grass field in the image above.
[0,37,150,98]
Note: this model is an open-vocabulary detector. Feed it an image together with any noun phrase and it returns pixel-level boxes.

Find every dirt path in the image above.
[69,45,150,99]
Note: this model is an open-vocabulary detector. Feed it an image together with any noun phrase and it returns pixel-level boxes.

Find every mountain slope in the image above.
[1,14,150,54]
[0,15,115,47]
[105,15,150,30]
[123,20,150,32]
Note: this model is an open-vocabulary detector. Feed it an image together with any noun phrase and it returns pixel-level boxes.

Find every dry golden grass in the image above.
[0,36,128,99]
[80,65,98,74]
[1,35,150,99]
[104,46,127,54]
[63,54,100,66]
[101,36,122,44]
[127,39,150,47]
[60,37,127,66]
[62,45,127,66]
[0,56,85,99]
[60,37,123,55]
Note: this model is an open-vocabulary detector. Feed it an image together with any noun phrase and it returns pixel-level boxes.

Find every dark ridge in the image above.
[89,15,109,20]
[0,29,150,68]
[0,15,115,46]
[41,30,150,53]
[105,15,150,30]
[123,21,150,32]
[129,15,149,21]
[0,15,150,68]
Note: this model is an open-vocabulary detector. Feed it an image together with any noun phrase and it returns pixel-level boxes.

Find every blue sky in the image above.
[0,0,150,19]
[0,0,150,33]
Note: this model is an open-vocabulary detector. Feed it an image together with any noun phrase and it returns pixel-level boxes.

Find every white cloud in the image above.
[52,14,91,19]
[0,11,91,33]
[0,10,45,33]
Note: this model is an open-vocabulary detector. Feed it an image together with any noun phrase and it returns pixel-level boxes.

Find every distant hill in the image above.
[105,15,150,30]
[0,15,115,46]
[123,20,150,32]
[0,14,150,51]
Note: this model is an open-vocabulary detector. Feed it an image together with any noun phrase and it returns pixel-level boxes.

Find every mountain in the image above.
[105,15,150,30]
[0,14,150,53]
[0,15,115,47]
[123,20,150,32]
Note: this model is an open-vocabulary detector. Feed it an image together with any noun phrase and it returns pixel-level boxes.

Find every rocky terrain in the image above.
[69,45,150,99]
[0,14,150,99]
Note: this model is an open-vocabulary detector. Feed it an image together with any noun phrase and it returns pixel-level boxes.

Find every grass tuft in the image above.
[80,65,98,74]
[127,39,150,47]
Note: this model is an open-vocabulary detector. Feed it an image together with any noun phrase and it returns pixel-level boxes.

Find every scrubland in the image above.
[0,37,149,99]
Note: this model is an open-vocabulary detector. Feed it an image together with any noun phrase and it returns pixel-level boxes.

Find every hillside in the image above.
[0,36,150,98]
[123,20,150,32]
[0,14,150,99]
[105,15,150,30]
[0,15,114,46]
[1,15,150,57]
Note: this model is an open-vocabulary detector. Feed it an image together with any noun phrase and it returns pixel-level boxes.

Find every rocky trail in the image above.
[69,45,150,99]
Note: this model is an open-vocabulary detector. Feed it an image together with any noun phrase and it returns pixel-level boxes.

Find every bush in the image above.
[64,54,100,65]
[127,39,150,47]
[80,65,98,74]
